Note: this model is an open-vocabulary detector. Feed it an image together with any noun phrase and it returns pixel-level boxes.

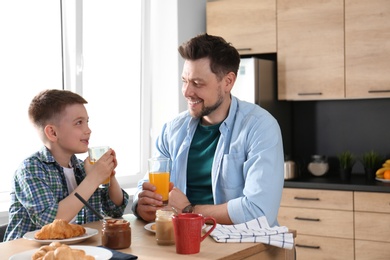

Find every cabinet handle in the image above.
[295,217,320,222]
[296,244,321,249]
[297,92,323,96]
[236,48,252,51]
[368,90,390,93]
[294,196,320,201]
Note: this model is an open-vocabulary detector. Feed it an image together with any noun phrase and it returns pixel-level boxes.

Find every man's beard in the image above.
[190,92,224,119]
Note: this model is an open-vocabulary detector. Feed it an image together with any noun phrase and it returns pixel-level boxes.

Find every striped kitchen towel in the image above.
[205,216,294,249]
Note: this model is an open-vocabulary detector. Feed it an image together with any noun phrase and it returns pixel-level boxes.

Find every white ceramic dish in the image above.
[23,227,98,245]
[144,222,156,233]
[9,245,112,260]
[376,177,390,183]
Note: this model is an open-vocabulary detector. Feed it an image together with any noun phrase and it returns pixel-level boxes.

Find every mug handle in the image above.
[200,216,217,242]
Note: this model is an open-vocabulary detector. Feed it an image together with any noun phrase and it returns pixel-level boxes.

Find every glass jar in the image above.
[155,209,175,245]
[102,219,131,249]
[308,155,329,176]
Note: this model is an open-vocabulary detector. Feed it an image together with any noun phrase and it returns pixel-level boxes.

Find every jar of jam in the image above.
[155,209,175,245]
[102,219,131,249]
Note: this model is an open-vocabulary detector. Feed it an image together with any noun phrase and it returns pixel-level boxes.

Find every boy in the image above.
[4,89,129,241]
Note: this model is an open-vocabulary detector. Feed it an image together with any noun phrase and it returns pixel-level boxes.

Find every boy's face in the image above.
[53,104,91,155]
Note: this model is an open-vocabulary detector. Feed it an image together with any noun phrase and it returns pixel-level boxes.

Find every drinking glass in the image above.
[89,146,110,187]
[148,157,170,205]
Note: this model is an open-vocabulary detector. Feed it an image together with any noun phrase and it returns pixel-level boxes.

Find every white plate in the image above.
[9,245,112,260]
[23,227,98,245]
[376,177,390,183]
[144,222,156,233]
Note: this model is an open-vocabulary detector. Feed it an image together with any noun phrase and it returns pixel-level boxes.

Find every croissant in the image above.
[32,242,95,260]
[34,219,86,240]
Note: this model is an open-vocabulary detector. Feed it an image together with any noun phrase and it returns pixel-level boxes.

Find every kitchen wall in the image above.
[291,98,390,176]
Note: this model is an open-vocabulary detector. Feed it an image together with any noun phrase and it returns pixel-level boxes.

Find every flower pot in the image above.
[364,168,376,182]
[340,167,352,181]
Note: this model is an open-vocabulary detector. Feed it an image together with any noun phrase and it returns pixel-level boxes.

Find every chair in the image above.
[0,223,8,242]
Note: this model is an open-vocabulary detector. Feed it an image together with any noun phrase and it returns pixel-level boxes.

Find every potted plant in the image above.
[360,150,383,181]
[338,151,355,181]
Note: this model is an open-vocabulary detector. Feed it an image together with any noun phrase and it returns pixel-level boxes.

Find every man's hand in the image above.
[136,182,174,222]
[168,187,191,213]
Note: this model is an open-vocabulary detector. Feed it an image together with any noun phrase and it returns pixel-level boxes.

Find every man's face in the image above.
[181,58,231,123]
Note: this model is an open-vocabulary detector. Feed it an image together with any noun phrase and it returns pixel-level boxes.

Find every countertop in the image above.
[284,173,390,193]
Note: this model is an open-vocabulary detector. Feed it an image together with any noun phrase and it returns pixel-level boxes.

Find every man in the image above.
[132,33,284,226]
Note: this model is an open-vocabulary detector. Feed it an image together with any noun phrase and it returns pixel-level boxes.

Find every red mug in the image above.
[172,213,217,254]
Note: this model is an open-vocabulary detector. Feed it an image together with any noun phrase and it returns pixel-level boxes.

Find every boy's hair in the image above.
[178,33,240,80]
[28,89,88,129]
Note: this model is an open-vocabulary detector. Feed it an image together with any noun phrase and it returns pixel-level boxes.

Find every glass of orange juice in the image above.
[148,157,171,205]
[88,146,110,187]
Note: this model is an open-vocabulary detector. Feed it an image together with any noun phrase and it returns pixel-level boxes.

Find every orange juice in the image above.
[149,172,170,204]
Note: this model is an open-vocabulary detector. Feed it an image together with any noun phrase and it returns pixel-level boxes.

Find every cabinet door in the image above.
[354,192,390,213]
[277,0,345,100]
[278,207,354,239]
[355,240,390,260]
[355,212,390,243]
[206,0,276,55]
[281,188,353,211]
[345,0,390,99]
[295,234,354,260]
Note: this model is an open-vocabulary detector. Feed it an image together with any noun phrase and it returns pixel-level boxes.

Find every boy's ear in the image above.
[44,125,58,141]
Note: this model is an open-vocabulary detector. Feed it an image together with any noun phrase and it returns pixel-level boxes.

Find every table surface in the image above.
[2,214,292,260]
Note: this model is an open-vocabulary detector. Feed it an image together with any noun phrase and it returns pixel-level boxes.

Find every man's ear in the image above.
[44,125,58,141]
[224,71,236,93]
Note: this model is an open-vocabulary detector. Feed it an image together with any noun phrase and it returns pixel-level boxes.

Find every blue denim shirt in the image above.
[134,97,284,226]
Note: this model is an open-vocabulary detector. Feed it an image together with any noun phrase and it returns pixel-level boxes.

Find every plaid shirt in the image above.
[4,146,129,241]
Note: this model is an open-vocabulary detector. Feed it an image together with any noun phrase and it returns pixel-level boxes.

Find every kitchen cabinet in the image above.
[277,0,345,100]
[354,192,390,259]
[206,0,276,55]
[345,0,390,99]
[279,188,390,259]
[278,188,354,259]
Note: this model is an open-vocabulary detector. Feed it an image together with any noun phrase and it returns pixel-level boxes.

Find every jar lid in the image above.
[103,219,130,227]
[311,155,327,161]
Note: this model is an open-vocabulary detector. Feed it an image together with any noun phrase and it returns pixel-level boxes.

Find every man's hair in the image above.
[28,89,88,129]
[178,33,240,80]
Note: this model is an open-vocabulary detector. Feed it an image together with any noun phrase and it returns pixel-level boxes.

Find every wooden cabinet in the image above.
[278,188,354,259]
[293,234,354,260]
[206,0,276,55]
[354,192,390,260]
[277,0,345,100]
[279,189,390,259]
[345,0,390,99]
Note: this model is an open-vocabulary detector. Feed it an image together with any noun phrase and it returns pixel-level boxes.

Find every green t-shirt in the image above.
[186,122,221,205]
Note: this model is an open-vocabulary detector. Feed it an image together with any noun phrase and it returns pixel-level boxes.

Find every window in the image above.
[80,0,143,186]
[0,0,63,212]
[0,0,143,214]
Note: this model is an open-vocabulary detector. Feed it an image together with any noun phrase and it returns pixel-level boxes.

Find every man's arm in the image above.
[168,187,232,224]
